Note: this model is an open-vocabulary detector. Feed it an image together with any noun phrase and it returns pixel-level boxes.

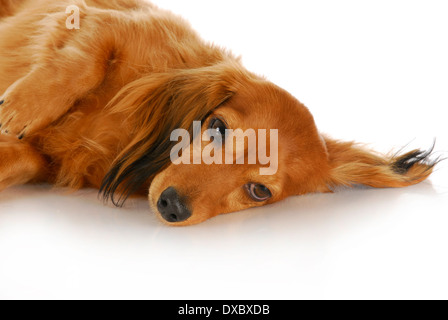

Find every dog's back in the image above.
[0,0,155,17]
[0,0,27,18]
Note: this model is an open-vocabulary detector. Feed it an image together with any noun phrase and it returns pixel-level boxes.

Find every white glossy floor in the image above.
[1,172,447,299]
[1,0,448,300]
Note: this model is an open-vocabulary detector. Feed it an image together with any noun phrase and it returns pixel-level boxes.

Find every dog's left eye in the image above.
[246,183,272,202]
[209,118,227,139]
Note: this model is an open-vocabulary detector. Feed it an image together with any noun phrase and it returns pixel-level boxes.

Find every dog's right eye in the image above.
[246,183,272,202]
[208,117,227,142]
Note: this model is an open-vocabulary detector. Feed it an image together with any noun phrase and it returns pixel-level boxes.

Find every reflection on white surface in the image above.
[1,169,447,299]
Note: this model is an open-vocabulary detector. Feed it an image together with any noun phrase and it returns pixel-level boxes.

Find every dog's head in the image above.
[101,62,437,226]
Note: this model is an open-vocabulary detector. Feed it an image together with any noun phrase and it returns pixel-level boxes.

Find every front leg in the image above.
[0,51,108,138]
[0,135,47,192]
[0,13,111,138]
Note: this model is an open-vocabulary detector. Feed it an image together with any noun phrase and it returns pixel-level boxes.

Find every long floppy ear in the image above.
[324,137,439,190]
[100,62,248,206]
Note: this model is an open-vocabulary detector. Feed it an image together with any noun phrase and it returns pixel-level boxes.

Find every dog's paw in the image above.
[0,96,27,139]
[0,93,46,139]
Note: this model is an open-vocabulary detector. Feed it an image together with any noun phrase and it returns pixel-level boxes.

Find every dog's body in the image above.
[0,0,437,225]
[0,0,224,190]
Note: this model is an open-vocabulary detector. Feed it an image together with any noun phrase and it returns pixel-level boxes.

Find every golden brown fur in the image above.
[0,0,438,225]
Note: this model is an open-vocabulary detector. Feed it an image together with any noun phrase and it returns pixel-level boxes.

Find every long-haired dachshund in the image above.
[0,0,438,225]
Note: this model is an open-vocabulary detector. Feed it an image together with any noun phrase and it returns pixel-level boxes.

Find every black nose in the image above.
[157,187,191,223]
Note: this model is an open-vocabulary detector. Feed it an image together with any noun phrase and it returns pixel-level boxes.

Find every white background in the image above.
[1,0,448,299]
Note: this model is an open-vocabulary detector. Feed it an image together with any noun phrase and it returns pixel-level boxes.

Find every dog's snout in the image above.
[157,187,191,223]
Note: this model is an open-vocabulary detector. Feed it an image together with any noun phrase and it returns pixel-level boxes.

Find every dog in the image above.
[0,0,438,226]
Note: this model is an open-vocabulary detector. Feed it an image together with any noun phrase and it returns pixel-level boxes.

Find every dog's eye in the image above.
[209,117,227,138]
[246,183,272,202]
